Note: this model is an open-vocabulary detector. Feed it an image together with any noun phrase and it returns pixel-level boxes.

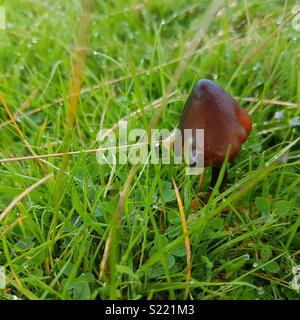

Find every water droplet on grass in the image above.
[252,63,261,71]
[217,9,225,17]
[274,111,284,120]
[243,254,250,260]
[217,29,224,36]
[289,117,300,127]
[229,1,237,8]
[276,17,283,25]
[257,287,264,295]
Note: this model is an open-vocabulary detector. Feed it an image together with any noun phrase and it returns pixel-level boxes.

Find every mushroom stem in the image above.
[209,166,227,191]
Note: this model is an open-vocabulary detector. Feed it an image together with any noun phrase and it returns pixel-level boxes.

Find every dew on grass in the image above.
[274,111,285,120]
[229,1,237,8]
[253,262,259,268]
[252,63,261,71]
[276,17,283,25]
[289,117,300,127]
[257,287,264,295]
[217,9,225,17]
[243,254,250,260]
[275,153,288,165]
[217,29,224,36]
[236,168,241,174]
[231,13,239,23]
[128,33,135,40]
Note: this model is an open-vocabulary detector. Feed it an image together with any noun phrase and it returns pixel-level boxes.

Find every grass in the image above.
[0,0,300,300]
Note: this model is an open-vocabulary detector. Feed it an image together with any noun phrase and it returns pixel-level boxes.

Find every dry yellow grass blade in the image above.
[99,166,138,281]
[66,0,93,131]
[0,173,53,222]
[0,95,36,152]
[292,250,300,256]
[236,96,300,109]
[172,179,192,299]
[0,143,148,164]
[0,89,38,127]
[0,95,60,172]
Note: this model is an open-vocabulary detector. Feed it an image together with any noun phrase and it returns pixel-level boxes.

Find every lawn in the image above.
[0,0,300,300]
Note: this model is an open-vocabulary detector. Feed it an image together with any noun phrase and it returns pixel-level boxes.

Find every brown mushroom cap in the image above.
[180,79,252,167]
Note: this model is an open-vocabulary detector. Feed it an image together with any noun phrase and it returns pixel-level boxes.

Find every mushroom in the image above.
[179,79,252,190]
